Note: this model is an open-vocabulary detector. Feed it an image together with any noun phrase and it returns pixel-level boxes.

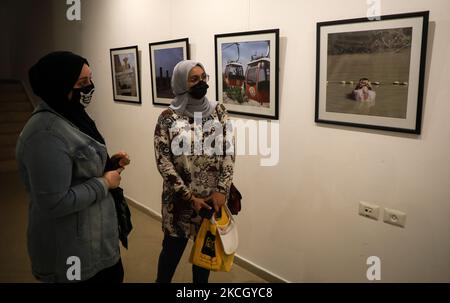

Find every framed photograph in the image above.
[315,11,429,134]
[215,29,279,119]
[110,46,141,104]
[149,38,190,106]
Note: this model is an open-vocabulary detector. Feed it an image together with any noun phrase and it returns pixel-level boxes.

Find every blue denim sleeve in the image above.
[22,130,109,218]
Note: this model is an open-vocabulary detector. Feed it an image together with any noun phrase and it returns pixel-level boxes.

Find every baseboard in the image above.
[125,195,289,283]
[125,195,162,222]
[232,255,288,283]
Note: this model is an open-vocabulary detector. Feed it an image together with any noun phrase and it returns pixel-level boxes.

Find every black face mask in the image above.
[71,82,95,108]
[189,81,209,99]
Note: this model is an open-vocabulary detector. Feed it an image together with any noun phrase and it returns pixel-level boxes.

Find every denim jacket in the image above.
[15,102,120,282]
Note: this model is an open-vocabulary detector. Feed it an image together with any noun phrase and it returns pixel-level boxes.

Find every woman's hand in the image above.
[209,192,226,213]
[191,196,212,213]
[103,168,123,189]
[111,151,131,167]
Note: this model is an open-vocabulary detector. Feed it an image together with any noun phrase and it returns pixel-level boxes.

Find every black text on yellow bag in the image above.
[189,206,237,272]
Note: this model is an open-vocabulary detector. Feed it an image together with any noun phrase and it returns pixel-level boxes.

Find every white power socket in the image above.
[359,201,380,220]
[383,208,407,228]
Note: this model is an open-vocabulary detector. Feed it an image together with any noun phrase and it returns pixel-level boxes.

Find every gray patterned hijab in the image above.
[169,60,217,118]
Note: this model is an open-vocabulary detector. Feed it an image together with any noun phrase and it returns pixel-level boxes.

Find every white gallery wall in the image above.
[10,0,450,282]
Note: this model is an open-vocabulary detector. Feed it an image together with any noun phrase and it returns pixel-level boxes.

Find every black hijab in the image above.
[29,51,114,171]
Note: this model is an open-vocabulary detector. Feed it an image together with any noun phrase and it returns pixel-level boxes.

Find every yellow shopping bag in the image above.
[189,207,235,272]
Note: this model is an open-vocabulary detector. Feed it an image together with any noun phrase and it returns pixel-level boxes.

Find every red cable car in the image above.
[224,63,245,89]
[223,43,245,90]
[244,57,270,105]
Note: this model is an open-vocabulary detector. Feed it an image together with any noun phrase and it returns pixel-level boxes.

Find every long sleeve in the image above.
[22,131,109,218]
[154,114,192,201]
[216,105,235,196]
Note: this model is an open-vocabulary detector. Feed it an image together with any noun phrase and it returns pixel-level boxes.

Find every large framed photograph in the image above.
[215,29,279,119]
[149,38,190,106]
[110,46,141,104]
[315,11,429,134]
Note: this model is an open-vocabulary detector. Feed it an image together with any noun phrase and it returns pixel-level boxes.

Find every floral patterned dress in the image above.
[154,104,235,238]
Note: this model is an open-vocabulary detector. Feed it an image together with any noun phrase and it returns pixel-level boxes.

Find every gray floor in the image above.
[0,171,267,283]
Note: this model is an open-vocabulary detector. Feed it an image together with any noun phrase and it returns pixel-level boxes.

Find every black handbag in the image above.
[227,183,242,215]
[110,187,133,249]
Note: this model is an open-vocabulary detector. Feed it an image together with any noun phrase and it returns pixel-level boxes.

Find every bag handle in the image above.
[210,205,235,229]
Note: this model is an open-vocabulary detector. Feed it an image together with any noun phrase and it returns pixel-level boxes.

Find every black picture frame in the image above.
[110,45,142,104]
[215,29,279,120]
[149,38,190,106]
[315,11,429,134]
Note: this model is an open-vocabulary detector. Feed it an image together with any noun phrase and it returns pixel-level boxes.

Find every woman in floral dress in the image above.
[154,60,235,283]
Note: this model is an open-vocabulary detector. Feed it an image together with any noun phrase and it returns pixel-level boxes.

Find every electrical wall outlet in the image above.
[359,201,380,220]
[383,208,407,228]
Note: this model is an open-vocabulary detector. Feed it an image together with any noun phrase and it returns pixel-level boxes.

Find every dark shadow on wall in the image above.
[4,0,83,106]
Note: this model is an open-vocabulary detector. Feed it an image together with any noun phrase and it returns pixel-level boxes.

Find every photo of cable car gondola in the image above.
[223,43,245,90]
[220,40,270,106]
[224,63,245,88]
[215,29,279,119]
[244,54,270,105]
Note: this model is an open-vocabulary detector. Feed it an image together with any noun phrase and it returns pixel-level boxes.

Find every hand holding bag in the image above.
[189,217,225,271]
[189,205,238,272]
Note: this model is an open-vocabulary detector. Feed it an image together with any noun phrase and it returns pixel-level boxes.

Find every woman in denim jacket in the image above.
[16,52,130,282]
